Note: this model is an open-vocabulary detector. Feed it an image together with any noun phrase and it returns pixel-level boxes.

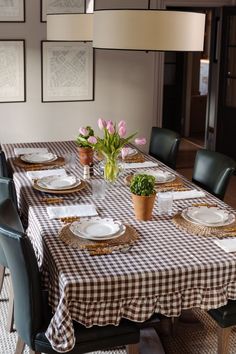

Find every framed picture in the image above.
[41,41,94,102]
[41,0,85,22]
[0,0,25,22]
[0,40,26,103]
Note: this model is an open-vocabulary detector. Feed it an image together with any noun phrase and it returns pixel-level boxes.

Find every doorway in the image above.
[162,9,212,149]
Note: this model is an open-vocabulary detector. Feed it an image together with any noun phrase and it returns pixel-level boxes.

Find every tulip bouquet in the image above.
[86,118,146,183]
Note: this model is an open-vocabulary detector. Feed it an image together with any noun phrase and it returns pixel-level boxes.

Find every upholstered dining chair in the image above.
[149,127,181,170]
[0,150,9,178]
[208,302,236,354]
[0,177,18,333]
[0,199,142,354]
[192,149,235,200]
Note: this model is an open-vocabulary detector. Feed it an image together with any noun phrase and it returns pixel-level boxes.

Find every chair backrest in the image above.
[0,199,43,348]
[0,177,18,267]
[149,127,181,170]
[192,149,235,200]
[0,150,9,177]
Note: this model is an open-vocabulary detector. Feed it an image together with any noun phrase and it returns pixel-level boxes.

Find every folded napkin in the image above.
[122,161,158,170]
[27,168,67,180]
[172,189,205,200]
[213,239,236,253]
[47,204,98,219]
[14,147,48,156]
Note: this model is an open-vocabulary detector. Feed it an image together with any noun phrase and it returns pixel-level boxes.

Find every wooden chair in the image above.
[149,127,181,170]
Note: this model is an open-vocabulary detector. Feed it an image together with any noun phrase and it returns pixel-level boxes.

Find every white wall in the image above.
[0,0,156,149]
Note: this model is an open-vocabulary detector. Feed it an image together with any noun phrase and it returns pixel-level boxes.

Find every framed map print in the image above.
[0,0,25,22]
[41,41,94,102]
[41,0,85,22]
[0,40,26,102]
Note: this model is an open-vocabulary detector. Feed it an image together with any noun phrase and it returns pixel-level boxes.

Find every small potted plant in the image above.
[130,174,156,221]
[76,126,95,166]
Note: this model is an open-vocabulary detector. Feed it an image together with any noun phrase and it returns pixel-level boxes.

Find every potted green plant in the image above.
[130,174,156,221]
[76,126,94,166]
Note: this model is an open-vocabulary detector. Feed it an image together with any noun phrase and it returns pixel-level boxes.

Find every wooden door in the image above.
[216,7,236,160]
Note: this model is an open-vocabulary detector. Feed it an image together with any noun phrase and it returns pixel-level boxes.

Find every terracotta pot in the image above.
[131,193,156,221]
[77,147,93,166]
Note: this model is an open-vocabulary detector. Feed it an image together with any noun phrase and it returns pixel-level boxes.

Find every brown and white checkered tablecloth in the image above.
[2,141,236,353]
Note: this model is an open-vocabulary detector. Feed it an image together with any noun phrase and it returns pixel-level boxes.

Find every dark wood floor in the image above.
[176,139,236,209]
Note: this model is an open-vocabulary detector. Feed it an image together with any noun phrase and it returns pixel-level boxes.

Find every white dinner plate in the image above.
[136,169,176,184]
[21,152,57,164]
[121,148,138,158]
[182,206,235,227]
[69,219,126,240]
[36,175,81,190]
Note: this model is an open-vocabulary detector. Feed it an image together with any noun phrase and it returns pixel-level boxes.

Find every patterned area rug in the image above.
[1,273,236,354]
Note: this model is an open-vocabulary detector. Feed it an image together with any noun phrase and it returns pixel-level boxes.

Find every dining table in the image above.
[2,140,236,353]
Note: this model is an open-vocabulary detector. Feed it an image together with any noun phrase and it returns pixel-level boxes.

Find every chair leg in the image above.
[126,343,140,354]
[15,336,25,354]
[217,326,232,354]
[6,275,14,333]
[0,265,5,293]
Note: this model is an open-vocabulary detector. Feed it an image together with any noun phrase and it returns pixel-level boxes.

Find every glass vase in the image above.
[104,156,121,183]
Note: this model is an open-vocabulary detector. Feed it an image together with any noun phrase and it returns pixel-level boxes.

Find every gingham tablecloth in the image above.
[3,141,236,353]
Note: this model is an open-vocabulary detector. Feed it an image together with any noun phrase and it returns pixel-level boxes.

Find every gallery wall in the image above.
[0,0,157,148]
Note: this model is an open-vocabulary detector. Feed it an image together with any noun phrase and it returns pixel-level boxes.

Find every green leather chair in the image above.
[192,149,235,200]
[149,127,181,170]
[0,199,142,354]
[0,177,18,333]
[208,302,236,354]
[0,150,9,178]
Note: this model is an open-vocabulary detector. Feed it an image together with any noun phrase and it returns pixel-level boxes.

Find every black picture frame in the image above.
[41,41,94,102]
[0,40,26,103]
[41,0,86,22]
[0,0,25,22]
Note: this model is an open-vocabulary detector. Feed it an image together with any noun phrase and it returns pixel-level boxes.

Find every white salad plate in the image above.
[125,148,138,157]
[182,206,235,227]
[21,152,57,164]
[37,175,81,190]
[70,219,126,240]
[137,169,176,184]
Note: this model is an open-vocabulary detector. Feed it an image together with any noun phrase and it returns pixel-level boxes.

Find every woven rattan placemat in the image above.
[12,156,65,170]
[172,213,236,238]
[59,223,139,255]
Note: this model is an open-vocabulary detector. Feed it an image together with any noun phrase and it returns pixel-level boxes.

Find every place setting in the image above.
[58,216,139,256]
[172,204,236,238]
[12,150,65,170]
[124,168,189,192]
[32,173,86,195]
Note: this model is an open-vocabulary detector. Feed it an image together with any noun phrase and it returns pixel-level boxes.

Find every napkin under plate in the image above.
[47,204,98,220]
[172,189,205,200]
[27,168,67,180]
[14,147,48,156]
[213,238,236,253]
[122,161,158,169]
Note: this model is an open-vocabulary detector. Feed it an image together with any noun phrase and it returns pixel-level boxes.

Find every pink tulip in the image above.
[106,120,113,126]
[135,137,146,145]
[88,136,97,144]
[79,127,89,136]
[107,122,115,134]
[118,120,126,129]
[118,125,126,138]
[97,118,107,130]
[121,147,129,159]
